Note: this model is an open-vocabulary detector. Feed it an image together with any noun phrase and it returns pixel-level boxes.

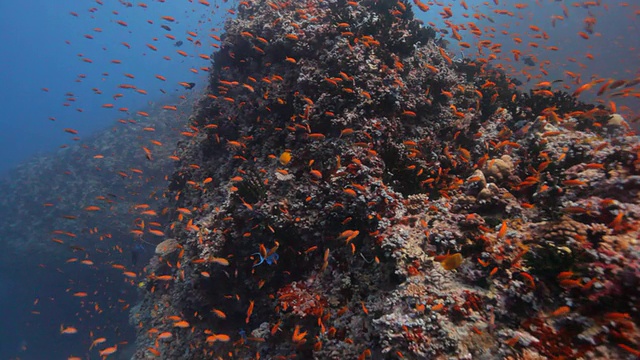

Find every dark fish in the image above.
[174,40,183,47]
[523,56,535,66]
[131,243,145,266]
[624,79,640,88]
[161,25,172,31]
[185,82,195,90]
[69,245,86,252]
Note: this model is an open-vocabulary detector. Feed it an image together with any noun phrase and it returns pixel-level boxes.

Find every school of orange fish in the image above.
[7,0,640,359]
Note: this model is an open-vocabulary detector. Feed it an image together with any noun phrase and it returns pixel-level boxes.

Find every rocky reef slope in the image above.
[0,96,192,270]
[131,0,640,359]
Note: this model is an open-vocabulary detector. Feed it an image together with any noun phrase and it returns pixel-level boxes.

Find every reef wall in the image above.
[131,0,640,359]
[0,95,193,271]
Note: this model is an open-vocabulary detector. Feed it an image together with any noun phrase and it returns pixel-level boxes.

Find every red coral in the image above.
[462,290,483,312]
[407,259,422,276]
[521,317,593,358]
[277,282,327,318]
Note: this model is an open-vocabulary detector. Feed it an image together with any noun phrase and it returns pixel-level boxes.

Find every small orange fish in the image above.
[173,320,190,328]
[60,325,78,335]
[148,229,165,236]
[99,345,117,356]
[520,272,536,289]
[562,179,587,186]
[292,325,307,343]
[89,337,106,350]
[550,306,570,317]
[209,257,229,266]
[246,300,254,324]
[497,221,507,239]
[343,188,357,197]
[557,271,574,280]
[309,169,322,179]
[177,207,192,215]
[361,301,369,315]
[212,309,227,319]
[559,279,582,288]
[206,333,231,343]
[477,258,490,267]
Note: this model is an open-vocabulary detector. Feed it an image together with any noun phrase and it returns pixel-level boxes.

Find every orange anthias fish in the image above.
[99,344,117,357]
[60,325,78,335]
[89,337,106,350]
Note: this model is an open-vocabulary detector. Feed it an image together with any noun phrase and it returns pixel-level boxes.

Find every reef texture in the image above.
[0,96,192,270]
[130,0,640,359]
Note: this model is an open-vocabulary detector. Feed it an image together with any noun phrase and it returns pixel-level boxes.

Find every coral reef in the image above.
[0,95,193,270]
[130,0,640,359]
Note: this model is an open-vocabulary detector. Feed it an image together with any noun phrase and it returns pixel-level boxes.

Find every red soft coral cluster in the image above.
[277,281,327,318]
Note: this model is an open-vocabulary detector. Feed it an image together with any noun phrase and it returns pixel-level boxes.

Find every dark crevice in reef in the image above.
[131,1,640,359]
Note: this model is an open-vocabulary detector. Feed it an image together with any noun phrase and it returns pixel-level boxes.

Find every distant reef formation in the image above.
[0,96,193,271]
[130,0,640,359]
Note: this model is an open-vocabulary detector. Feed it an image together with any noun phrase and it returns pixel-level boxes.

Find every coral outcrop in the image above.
[130,0,640,359]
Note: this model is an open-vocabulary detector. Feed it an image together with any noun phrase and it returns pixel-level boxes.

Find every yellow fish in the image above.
[440,253,463,270]
[279,151,292,165]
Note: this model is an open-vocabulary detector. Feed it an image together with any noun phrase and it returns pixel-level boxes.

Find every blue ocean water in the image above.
[0,0,228,175]
[0,1,231,358]
[0,0,637,359]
